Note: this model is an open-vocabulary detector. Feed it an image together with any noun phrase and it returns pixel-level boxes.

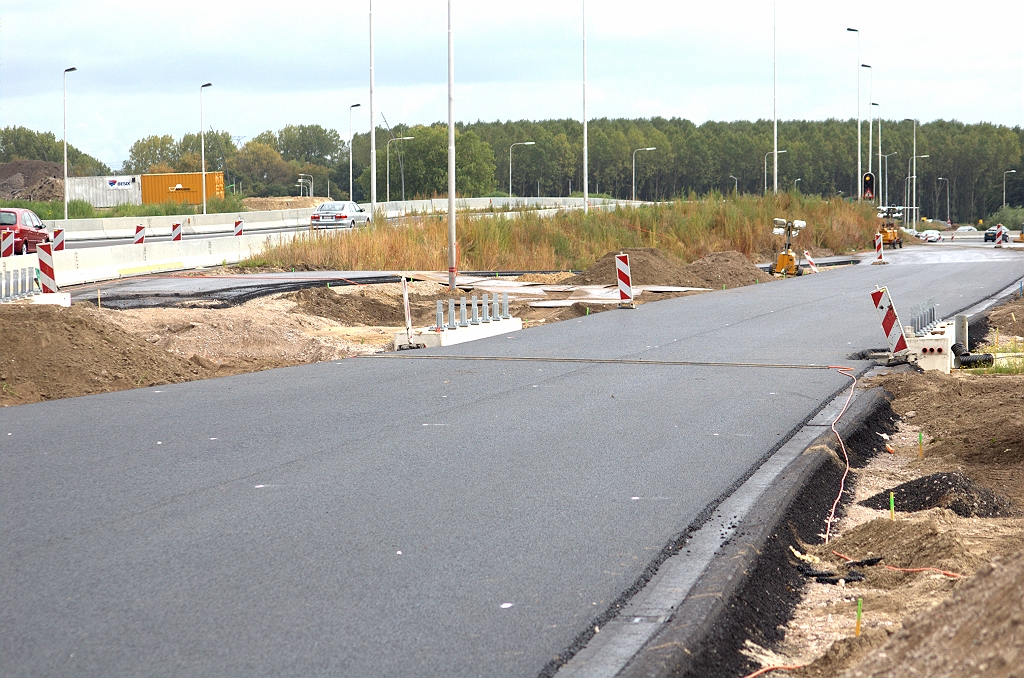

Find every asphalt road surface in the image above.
[2,246,1021,677]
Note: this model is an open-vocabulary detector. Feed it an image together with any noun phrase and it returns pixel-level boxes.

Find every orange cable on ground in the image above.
[824,365,858,544]
[741,664,807,678]
[831,550,961,579]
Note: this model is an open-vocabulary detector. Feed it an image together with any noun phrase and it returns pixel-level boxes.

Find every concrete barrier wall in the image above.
[43,197,630,241]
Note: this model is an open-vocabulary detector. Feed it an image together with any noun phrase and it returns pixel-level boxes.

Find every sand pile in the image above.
[566,248,773,288]
[0,160,63,201]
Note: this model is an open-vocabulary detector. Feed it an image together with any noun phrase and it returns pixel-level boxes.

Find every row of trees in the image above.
[0,126,110,176]
[7,118,1021,222]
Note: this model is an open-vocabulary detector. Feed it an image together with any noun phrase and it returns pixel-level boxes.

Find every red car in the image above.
[0,208,50,254]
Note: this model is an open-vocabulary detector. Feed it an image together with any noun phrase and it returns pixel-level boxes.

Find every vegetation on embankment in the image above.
[0,194,247,220]
[244,192,877,271]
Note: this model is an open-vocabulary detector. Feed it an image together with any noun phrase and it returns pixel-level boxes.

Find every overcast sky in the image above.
[2,0,1022,169]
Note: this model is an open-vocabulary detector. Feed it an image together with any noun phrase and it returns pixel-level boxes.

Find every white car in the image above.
[919,229,943,242]
[955,225,978,232]
[310,201,370,229]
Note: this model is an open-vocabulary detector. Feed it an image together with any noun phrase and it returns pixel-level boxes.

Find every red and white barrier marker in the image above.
[37,243,57,293]
[803,250,819,273]
[615,252,634,307]
[870,286,909,357]
[234,219,244,237]
[874,233,883,260]
[134,225,146,245]
[170,222,182,241]
[52,228,65,251]
[995,224,1007,244]
[1,230,12,257]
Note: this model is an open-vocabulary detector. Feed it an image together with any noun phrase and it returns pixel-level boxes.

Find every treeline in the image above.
[7,118,1022,223]
[0,126,110,176]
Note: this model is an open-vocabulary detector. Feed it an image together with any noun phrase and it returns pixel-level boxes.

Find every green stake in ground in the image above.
[890,491,895,520]
[919,431,924,458]
[856,598,863,637]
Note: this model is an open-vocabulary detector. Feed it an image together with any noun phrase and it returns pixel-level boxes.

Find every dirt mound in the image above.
[816,512,986,577]
[0,160,63,201]
[243,196,324,211]
[0,304,212,406]
[795,628,895,678]
[860,472,1015,518]
[515,272,575,284]
[842,552,1024,678]
[565,248,773,288]
[292,287,405,326]
[986,295,1024,343]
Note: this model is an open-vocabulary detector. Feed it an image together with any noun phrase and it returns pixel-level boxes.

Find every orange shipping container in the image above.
[141,172,224,206]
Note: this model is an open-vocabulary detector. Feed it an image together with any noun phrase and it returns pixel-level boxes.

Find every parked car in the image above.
[310,201,370,229]
[919,229,943,242]
[0,207,49,254]
[983,226,1009,243]
[955,225,978,232]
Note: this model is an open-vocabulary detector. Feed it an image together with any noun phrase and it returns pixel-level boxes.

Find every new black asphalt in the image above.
[2,245,1021,677]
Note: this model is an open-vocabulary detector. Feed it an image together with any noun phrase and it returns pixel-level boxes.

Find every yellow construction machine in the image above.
[768,217,806,277]
[877,207,904,248]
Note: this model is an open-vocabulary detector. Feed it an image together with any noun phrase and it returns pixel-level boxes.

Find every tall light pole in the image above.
[299,173,313,198]
[764,149,786,194]
[349,103,361,201]
[793,178,802,191]
[937,177,950,224]
[200,82,212,215]
[1005,169,1017,208]
[847,28,860,201]
[909,153,928,224]
[863,65,872,178]
[773,1,778,195]
[882,152,897,207]
[61,66,75,220]
[873,101,882,203]
[447,0,456,291]
[582,0,588,214]
[387,136,414,202]
[632,146,655,201]
[369,1,377,218]
[509,141,535,198]
[729,174,738,194]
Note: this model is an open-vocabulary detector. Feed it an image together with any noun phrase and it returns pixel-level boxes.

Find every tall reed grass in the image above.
[245,193,878,272]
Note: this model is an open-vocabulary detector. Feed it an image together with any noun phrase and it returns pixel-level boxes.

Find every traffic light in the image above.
[862,172,876,200]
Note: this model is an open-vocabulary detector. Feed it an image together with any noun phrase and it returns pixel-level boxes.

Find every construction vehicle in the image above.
[768,217,805,277]
[877,207,903,248]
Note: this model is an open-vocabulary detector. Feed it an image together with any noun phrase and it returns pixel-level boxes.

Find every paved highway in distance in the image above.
[2,246,1021,676]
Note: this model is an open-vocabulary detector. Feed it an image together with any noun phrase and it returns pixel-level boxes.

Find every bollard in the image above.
[492,294,501,321]
[171,222,183,241]
[502,291,510,319]
[481,294,491,323]
[36,243,57,293]
[447,299,457,330]
[134,225,146,245]
[471,295,480,325]
[435,300,444,331]
[955,314,968,349]
[52,228,65,251]
[459,297,468,327]
[1,270,7,300]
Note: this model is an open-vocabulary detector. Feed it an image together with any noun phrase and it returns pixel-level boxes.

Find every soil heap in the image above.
[0,160,64,201]
[565,248,774,288]
[860,472,1015,518]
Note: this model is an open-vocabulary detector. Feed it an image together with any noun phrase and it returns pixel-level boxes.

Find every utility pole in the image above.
[369,0,377,216]
[847,28,860,201]
[582,0,588,214]
[773,2,778,194]
[447,0,456,291]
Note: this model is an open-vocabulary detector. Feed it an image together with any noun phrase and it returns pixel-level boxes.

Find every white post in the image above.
[912,121,917,224]
[1005,170,1017,208]
[447,0,456,291]
[865,68,872,176]
[62,66,75,220]
[349,103,360,201]
[847,28,860,201]
[369,1,377,217]
[582,0,588,214]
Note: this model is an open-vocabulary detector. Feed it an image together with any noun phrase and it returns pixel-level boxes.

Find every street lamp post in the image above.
[62,67,76,220]
[764,150,787,194]
[509,141,535,198]
[369,0,377,218]
[729,174,738,194]
[793,178,802,191]
[937,177,950,225]
[299,173,313,198]
[446,0,456,291]
[349,103,361,200]
[632,146,655,201]
[881,152,897,207]
[1005,169,1017,208]
[582,0,588,214]
[386,136,415,202]
[863,65,872,179]
[908,153,928,224]
[873,102,881,202]
[847,28,860,201]
[200,82,212,215]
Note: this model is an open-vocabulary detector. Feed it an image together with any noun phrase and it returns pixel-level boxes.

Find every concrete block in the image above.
[394,317,523,350]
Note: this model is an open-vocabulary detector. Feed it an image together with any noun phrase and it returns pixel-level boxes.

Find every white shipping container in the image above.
[67,175,142,208]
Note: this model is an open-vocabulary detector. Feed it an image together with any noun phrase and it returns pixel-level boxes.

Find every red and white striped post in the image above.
[0,230,12,258]
[995,224,1007,244]
[803,250,819,273]
[871,233,888,265]
[170,222,182,241]
[52,228,65,251]
[36,243,58,293]
[870,286,909,357]
[134,225,146,245]
[234,219,244,236]
[615,252,634,308]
